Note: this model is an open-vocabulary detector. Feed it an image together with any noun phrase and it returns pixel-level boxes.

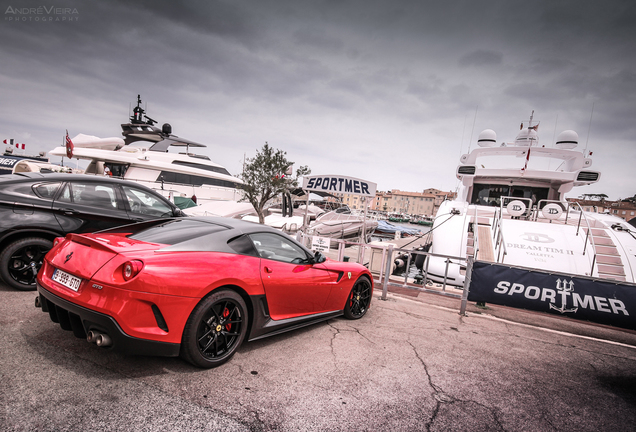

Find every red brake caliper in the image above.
[223,307,232,331]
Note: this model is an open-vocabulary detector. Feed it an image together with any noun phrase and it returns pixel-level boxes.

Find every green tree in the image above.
[240,142,310,224]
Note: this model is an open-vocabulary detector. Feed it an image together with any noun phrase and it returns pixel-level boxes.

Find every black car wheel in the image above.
[344,276,372,320]
[0,237,52,291]
[181,289,248,368]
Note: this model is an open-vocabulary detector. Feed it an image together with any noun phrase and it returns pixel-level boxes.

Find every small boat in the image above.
[306,206,378,245]
[1,147,50,175]
[412,216,434,226]
[374,220,422,237]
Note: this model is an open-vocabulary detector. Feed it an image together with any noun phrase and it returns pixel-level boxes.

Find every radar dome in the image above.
[514,129,538,147]
[477,129,497,147]
[555,130,578,149]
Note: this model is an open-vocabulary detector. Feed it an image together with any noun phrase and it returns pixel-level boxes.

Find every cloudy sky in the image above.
[1,0,635,200]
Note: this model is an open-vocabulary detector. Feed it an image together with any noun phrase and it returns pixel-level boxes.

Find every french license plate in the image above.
[52,269,82,292]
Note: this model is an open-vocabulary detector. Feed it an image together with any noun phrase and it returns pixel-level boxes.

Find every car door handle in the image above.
[264,266,273,274]
[58,208,79,215]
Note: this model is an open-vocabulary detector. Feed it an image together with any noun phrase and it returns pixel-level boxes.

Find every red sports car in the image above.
[36,217,372,368]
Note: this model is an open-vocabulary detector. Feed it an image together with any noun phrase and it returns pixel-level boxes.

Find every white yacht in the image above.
[428,113,636,286]
[49,96,243,203]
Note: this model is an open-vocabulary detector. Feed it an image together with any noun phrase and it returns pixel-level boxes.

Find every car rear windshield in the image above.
[125,219,228,245]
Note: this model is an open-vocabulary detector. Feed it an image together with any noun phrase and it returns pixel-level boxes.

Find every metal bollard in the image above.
[459,256,474,316]
[381,245,394,301]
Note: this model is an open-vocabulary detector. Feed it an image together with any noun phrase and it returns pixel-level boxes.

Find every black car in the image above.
[0,172,184,290]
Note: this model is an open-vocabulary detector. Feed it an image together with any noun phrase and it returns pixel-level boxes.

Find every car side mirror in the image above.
[313,251,326,264]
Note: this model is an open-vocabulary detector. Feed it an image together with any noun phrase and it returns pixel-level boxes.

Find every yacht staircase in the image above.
[467,212,495,262]
[583,227,626,281]
[465,205,627,281]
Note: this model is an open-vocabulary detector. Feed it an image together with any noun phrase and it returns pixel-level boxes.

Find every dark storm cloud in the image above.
[1,0,635,198]
[111,0,260,45]
[458,50,503,67]
[293,27,344,52]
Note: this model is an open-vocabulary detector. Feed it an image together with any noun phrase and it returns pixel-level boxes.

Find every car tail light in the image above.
[123,260,143,281]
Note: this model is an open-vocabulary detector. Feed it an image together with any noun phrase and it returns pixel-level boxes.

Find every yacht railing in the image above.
[535,199,567,222]
[510,197,597,276]
[472,205,480,259]
[493,197,536,263]
[296,232,467,296]
[501,196,533,219]
[492,211,507,263]
[570,201,598,277]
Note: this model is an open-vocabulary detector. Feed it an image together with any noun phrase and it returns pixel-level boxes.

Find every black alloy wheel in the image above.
[344,276,372,320]
[0,237,52,291]
[181,289,248,368]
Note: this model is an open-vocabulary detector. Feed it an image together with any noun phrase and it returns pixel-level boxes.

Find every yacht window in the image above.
[104,163,130,178]
[171,160,232,176]
[158,171,238,189]
[471,184,548,207]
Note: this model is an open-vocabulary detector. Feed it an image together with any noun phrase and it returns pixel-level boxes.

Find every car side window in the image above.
[56,183,71,203]
[122,185,173,218]
[227,235,259,257]
[56,182,118,209]
[32,182,62,200]
[248,233,309,263]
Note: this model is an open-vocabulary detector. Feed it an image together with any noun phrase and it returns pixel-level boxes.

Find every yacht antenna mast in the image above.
[459,113,468,156]
[584,102,594,155]
[467,106,478,153]
[551,114,559,147]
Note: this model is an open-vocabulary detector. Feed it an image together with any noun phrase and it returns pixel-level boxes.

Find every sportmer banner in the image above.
[467,261,635,330]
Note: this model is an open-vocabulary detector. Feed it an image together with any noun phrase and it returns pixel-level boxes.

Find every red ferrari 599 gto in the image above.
[36,217,372,368]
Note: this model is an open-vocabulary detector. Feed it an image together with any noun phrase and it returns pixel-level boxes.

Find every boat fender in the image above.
[282,192,288,217]
[284,191,293,217]
[412,244,431,270]
[392,252,410,274]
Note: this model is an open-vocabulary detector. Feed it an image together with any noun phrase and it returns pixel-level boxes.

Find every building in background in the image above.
[363,188,456,216]
[567,197,636,221]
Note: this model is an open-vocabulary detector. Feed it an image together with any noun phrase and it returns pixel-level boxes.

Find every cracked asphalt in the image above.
[2,280,636,431]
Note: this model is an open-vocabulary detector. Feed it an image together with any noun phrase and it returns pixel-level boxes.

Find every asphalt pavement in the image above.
[2,279,635,431]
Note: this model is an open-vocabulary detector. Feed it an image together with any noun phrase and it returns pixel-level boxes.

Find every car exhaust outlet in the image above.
[95,333,112,347]
[86,330,100,344]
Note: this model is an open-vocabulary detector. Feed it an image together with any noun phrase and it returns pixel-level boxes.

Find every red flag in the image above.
[65,130,74,158]
[21,143,25,150]
[522,148,531,171]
